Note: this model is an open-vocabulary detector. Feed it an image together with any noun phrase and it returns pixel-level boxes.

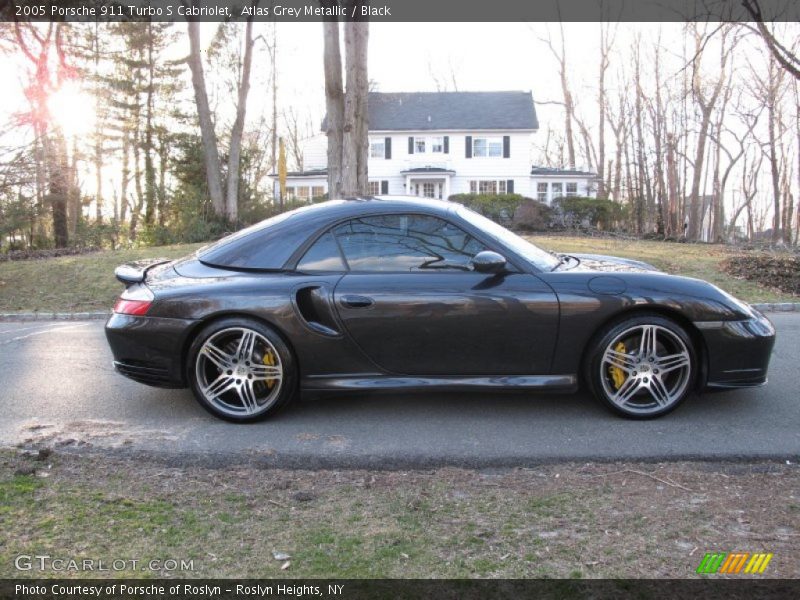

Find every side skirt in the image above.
[301,374,578,393]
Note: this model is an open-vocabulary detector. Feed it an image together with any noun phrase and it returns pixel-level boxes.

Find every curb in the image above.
[0,311,110,322]
[750,303,800,313]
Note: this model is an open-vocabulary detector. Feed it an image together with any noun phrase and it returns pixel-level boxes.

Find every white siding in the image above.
[302,135,327,170]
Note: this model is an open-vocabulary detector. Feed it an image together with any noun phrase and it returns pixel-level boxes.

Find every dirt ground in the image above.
[1,449,798,579]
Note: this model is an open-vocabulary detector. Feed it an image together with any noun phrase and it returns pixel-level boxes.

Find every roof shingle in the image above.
[323,91,538,132]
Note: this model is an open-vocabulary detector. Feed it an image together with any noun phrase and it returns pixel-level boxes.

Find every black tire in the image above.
[187,317,297,422]
[584,313,696,419]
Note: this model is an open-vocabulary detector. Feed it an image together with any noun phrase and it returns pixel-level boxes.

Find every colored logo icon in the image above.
[696,552,773,574]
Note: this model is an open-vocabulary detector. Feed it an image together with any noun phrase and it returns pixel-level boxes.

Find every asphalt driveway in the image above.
[0,315,798,467]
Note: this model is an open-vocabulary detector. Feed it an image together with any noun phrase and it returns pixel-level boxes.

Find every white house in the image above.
[276,91,598,203]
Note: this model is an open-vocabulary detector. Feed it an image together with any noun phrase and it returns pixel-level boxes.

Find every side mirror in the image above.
[471,250,507,274]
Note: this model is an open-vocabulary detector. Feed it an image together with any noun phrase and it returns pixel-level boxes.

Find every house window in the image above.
[422,182,436,198]
[551,183,563,200]
[473,137,503,157]
[369,139,385,159]
[478,180,497,194]
[285,186,295,200]
[566,182,578,197]
[296,186,310,200]
[368,181,380,195]
[431,137,444,153]
[537,183,547,203]
[312,186,325,199]
[469,180,509,195]
[415,138,426,153]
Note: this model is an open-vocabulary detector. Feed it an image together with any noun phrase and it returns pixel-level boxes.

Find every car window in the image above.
[296,232,347,272]
[456,205,560,271]
[332,214,486,272]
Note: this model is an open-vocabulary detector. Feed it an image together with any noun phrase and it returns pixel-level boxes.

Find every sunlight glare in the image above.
[47,82,96,138]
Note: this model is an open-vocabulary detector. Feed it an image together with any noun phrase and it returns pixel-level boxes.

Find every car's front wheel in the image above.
[586,314,696,419]
[187,318,296,422]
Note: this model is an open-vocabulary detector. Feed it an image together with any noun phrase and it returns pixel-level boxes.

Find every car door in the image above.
[329,213,559,376]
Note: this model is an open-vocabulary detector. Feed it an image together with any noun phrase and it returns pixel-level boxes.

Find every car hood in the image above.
[561,253,660,273]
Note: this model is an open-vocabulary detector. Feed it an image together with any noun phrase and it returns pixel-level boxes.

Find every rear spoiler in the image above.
[114,258,170,285]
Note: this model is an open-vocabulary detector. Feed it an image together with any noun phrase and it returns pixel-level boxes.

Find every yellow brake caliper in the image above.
[608,341,627,390]
[263,348,277,389]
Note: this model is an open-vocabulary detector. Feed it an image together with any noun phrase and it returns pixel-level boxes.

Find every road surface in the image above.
[0,315,798,467]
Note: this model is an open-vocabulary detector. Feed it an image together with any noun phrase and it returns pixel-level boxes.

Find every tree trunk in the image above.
[143,24,156,226]
[342,19,369,196]
[47,134,69,248]
[187,19,225,218]
[323,19,344,200]
[120,129,130,224]
[269,23,280,208]
[225,17,255,222]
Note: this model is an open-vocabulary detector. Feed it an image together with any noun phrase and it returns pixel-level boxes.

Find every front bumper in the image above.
[105,313,197,388]
[697,312,776,389]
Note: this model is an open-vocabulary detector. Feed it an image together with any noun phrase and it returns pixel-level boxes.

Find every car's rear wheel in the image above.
[187,318,296,422]
[586,314,695,419]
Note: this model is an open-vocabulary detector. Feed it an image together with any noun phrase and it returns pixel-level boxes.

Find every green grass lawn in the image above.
[0,243,204,313]
[2,452,798,578]
[0,236,795,313]
[530,234,797,303]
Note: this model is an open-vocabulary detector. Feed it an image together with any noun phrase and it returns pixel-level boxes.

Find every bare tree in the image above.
[225,14,255,222]
[187,18,225,218]
[322,15,344,199]
[741,0,800,80]
[322,2,370,198]
[538,23,576,168]
[686,24,735,240]
[187,11,256,223]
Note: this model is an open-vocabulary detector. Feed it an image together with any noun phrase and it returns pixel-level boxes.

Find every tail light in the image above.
[113,284,154,316]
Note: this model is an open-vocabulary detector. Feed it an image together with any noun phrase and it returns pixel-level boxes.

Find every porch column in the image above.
[405,175,411,196]
[444,176,450,200]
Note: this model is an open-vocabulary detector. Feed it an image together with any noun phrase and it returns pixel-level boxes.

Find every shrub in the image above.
[512,199,555,231]
[447,193,527,223]
[552,196,623,230]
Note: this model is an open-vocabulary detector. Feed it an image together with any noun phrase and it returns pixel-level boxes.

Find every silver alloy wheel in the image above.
[599,324,692,416]
[195,327,283,418]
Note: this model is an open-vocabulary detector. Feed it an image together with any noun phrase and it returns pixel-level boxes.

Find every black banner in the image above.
[2,0,800,23]
[3,579,800,600]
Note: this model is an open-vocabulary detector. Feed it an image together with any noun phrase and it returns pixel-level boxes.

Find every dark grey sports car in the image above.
[105,197,775,422]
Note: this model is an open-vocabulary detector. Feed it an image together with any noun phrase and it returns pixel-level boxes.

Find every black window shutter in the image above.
[381,180,389,194]
[503,136,511,158]
[506,179,514,194]
[408,136,414,154]
[465,136,472,159]
[443,136,449,154]
[385,137,391,159]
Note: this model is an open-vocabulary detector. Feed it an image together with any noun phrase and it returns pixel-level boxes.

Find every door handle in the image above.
[340,294,374,309]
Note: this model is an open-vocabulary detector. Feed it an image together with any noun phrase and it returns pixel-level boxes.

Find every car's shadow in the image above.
[156,385,766,427]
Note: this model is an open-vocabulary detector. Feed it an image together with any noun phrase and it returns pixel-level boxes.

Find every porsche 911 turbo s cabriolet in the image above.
[105,197,775,422]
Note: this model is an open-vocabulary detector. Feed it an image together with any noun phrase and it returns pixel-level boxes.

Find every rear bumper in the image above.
[105,313,196,388]
[697,313,776,389]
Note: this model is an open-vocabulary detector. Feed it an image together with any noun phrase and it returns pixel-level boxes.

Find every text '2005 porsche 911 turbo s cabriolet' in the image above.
[105,196,775,422]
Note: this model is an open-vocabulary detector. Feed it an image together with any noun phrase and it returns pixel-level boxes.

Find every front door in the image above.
[329,213,559,376]
[413,180,443,199]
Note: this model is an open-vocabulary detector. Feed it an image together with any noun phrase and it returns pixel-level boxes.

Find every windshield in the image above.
[456,206,560,271]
